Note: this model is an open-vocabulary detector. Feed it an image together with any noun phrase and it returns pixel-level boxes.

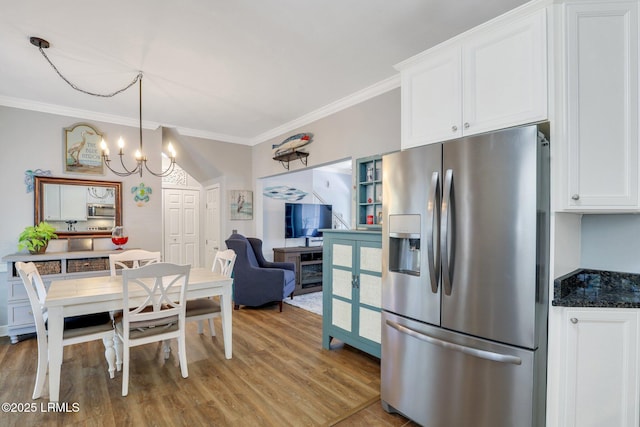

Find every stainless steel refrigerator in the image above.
[381,123,550,427]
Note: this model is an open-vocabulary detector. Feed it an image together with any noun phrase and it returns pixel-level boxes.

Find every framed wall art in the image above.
[229,190,253,220]
[64,123,104,175]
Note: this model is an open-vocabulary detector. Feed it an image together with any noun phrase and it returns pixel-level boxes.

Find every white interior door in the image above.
[163,188,200,266]
[204,184,221,270]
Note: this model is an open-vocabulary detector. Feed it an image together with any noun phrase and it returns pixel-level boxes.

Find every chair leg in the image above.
[208,318,216,337]
[279,301,283,312]
[162,340,171,359]
[103,335,116,379]
[114,335,122,371]
[122,345,130,396]
[234,304,239,310]
[178,336,189,378]
[32,334,48,399]
[197,320,204,335]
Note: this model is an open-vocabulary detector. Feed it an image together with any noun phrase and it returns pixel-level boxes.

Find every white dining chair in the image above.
[16,261,116,399]
[115,262,190,396]
[108,249,162,369]
[185,249,236,336]
[108,249,161,276]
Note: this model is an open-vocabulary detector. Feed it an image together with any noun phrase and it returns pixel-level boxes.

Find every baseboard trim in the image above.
[0,325,8,337]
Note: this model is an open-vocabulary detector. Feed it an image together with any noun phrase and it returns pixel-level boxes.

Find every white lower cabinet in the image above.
[560,308,640,427]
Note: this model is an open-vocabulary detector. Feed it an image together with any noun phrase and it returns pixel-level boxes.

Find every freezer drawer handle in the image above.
[385,319,522,366]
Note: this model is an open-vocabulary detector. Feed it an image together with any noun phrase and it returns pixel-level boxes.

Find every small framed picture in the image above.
[230,190,253,220]
[64,123,104,175]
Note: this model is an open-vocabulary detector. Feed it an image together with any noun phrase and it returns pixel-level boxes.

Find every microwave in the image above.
[87,204,115,218]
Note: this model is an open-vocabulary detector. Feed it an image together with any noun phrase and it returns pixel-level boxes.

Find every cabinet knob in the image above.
[570,317,578,324]
[464,122,470,129]
[451,125,458,132]
[571,194,580,200]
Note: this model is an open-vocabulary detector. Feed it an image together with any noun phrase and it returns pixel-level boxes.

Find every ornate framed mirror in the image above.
[34,176,122,238]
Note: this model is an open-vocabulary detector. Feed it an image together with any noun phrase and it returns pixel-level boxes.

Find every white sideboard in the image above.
[2,250,122,343]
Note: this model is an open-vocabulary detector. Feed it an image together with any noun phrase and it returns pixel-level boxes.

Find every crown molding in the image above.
[0,94,160,130]
[248,73,400,146]
[0,73,400,146]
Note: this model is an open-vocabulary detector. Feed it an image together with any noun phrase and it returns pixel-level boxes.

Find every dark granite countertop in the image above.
[553,269,640,308]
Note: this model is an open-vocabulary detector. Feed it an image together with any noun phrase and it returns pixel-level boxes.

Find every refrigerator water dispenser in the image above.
[388,214,421,276]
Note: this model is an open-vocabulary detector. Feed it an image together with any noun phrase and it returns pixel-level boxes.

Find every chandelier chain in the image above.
[36,45,142,98]
[31,36,176,178]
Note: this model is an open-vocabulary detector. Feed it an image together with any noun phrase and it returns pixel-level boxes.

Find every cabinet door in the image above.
[564,2,639,209]
[562,309,639,427]
[401,47,462,149]
[329,241,355,334]
[355,241,382,345]
[463,8,547,136]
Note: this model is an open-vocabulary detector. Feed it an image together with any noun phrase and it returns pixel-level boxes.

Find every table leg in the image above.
[47,306,64,402]
[221,287,233,359]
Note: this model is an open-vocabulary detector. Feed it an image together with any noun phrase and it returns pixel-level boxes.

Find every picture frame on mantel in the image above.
[64,123,104,175]
[230,190,253,220]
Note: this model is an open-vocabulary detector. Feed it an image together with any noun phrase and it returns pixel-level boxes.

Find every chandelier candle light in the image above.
[30,36,177,177]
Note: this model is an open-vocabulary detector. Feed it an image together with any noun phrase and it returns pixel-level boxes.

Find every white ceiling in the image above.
[0,0,530,145]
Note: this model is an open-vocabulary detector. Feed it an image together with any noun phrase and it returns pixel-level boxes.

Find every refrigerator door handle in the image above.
[426,171,441,293]
[385,319,522,365]
[440,169,453,295]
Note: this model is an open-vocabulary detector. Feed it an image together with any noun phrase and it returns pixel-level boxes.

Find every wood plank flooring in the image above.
[0,303,414,426]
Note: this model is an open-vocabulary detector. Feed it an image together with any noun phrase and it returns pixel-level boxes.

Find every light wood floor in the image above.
[0,303,414,426]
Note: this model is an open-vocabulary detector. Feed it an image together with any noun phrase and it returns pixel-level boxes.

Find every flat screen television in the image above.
[285,203,332,241]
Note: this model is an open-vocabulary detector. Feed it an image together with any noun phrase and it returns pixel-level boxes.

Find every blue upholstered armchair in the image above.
[225,234,296,311]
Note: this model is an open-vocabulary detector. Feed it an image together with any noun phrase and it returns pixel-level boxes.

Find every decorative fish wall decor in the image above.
[272,133,313,156]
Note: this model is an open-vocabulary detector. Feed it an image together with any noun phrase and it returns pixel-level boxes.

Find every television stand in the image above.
[273,246,323,295]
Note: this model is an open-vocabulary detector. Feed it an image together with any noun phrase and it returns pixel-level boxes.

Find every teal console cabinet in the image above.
[322,230,382,358]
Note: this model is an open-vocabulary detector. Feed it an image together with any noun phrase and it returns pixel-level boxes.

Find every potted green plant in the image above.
[18,222,58,254]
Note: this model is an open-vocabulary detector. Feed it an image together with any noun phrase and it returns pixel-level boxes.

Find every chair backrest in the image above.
[109,249,161,277]
[226,234,259,270]
[212,249,236,277]
[247,238,269,267]
[15,262,48,337]
[121,262,190,336]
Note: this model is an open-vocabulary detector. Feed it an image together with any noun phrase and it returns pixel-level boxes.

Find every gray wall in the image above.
[581,214,640,274]
[165,128,255,239]
[252,89,400,180]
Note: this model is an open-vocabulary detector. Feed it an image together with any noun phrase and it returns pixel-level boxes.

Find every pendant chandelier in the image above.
[30,36,176,177]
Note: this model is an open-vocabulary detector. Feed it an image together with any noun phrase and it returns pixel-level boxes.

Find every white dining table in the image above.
[45,267,233,402]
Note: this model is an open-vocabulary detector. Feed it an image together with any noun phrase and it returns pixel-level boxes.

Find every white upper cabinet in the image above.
[462,9,548,136]
[562,1,639,210]
[400,47,462,146]
[398,7,548,149]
